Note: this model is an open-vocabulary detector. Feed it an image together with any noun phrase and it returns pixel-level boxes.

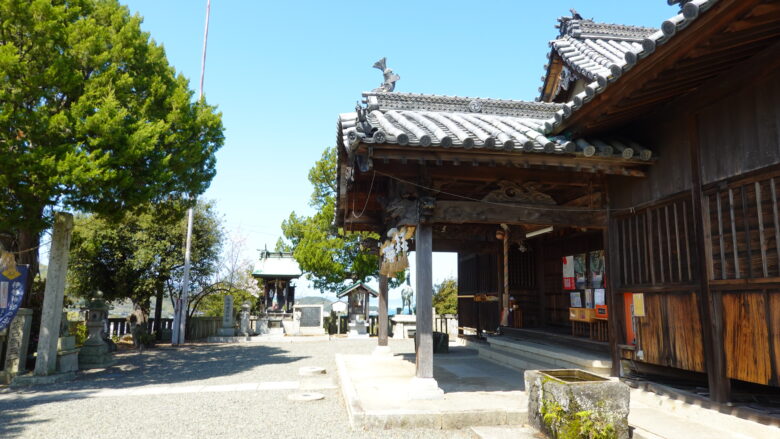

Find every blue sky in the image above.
[119,0,677,307]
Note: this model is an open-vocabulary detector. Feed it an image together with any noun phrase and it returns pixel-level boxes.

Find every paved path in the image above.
[0,339,473,439]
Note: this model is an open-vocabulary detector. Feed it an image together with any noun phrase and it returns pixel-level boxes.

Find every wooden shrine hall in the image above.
[333,0,780,405]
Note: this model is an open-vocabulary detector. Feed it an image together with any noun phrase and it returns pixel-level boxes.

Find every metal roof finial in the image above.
[371,57,400,93]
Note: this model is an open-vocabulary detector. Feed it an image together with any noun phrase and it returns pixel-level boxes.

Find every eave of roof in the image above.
[338,92,654,161]
[541,0,721,134]
[336,281,379,298]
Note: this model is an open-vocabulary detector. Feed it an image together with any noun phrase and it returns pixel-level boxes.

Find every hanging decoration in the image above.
[379,226,415,277]
[0,265,29,332]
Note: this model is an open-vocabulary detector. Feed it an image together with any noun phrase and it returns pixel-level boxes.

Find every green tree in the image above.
[67,200,223,317]
[432,278,458,315]
[0,0,223,285]
[280,147,395,293]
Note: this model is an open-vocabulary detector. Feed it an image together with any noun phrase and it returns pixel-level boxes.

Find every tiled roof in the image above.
[339,92,653,161]
[252,251,302,279]
[542,0,720,132]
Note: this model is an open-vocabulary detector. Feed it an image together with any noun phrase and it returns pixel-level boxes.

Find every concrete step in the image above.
[485,336,611,376]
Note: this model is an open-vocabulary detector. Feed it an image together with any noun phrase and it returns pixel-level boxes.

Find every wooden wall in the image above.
[613,193,706,373]
[458,253,500,332]
[533,231,603,327]
[719,290,780,386]
[508,245,539,327]
[699,70,780,186]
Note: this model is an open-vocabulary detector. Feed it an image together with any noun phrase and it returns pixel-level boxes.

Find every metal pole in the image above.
[175,0,211,346]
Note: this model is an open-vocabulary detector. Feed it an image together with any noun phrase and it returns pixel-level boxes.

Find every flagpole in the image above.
[174,0,211,346]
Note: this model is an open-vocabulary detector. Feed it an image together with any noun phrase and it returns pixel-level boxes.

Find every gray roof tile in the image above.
[338,92,653,161]
[543,0,720,131]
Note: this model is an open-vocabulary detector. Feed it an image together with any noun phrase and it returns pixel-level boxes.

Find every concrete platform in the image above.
[336,347,526,431]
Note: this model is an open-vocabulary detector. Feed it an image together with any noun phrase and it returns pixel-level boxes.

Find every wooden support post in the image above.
[604,213,624,377]
[415,224,434,379]
[689,114,731,402]
[536,238,546,327]
[34,212,74,376]
[378,274,389,347]
[501,227,510,327]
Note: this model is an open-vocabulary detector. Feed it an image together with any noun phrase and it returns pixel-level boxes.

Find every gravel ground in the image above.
[0,338,475,439]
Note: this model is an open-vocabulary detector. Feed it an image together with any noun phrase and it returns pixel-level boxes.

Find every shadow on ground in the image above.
[400,345,525,393]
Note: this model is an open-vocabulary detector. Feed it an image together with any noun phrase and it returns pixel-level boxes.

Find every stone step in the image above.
[475,344,553,373]
[485,336,611,375]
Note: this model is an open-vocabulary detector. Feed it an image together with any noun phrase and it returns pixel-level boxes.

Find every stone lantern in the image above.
[78,292,115,369]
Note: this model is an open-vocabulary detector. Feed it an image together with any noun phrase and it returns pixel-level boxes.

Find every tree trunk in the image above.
[154,286,164,340]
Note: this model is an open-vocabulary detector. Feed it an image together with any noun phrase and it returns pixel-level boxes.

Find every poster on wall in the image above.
[562,256,575,290]
[589,250,605,289]
[584,289,594,308]
[574,253,587,289]
[594,288,606,306]
[570,291,582,308]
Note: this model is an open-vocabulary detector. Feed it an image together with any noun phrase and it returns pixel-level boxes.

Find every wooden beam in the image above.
[431,200,606,228]
[689,113,731,402]
[365,147,649,177]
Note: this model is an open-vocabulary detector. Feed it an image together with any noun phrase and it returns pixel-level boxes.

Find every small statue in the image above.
[372,57,400,92]
[401,288,414,314]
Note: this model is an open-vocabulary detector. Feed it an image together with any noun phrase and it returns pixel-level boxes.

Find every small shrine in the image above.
[252,250,302,314]
[336,282,378,322]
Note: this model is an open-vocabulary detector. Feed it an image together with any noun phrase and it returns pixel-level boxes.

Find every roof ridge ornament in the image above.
[372,57,400,93]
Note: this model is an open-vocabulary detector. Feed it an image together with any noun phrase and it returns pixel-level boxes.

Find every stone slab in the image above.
[336,350,526,431]
[11,371,75,387]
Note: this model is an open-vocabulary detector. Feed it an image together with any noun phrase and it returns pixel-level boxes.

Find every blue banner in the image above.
[0,265,29,332]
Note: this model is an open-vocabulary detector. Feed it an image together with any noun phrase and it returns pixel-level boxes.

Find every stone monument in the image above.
[0,308,32,384]
[293,305,325,335]
[78,292,115,369]
[56,312,80,373]
[217,295,235,336]
[391,314,416,339]
[238,301,251,337]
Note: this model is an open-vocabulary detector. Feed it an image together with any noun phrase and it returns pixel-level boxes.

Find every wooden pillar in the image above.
[501,227,510,327]
[378,275,389,346]
[536,238,546,327]
[415,224,434,379]
[689,114,730,402]
[604,215,624,377]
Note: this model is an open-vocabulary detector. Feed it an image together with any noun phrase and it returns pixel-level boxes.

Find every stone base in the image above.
[207,335,250,343]
[407,377,444,400]
[79,340,115,369]
[11,371,76,387]
[57,349,80,373]
[217,327,236,336]
[299,326,326,336]
[267,327,284,336]
[282,320,300,335]
[372,345,393,356]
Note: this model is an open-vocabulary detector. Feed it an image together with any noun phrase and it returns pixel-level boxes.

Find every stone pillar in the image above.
[34,212,73,376]
[217,295,235,336]
[378,274,389,347]
[415,224,433,379]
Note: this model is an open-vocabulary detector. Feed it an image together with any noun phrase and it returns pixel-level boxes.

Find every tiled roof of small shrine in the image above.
[252,251,302,279]
[338,92,653,160]
[542,0,720,131]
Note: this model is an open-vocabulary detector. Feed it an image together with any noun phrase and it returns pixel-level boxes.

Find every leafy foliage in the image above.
[0,0,223,277]
[67,200,224,317]
[432,278,457,315]
[280,147,382,293]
